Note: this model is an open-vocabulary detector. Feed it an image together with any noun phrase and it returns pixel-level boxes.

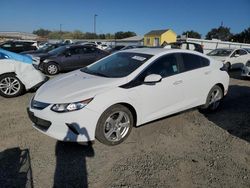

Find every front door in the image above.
[128,53,184,124]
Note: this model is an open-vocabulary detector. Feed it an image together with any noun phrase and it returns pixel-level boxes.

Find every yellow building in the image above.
[144,29,177,46]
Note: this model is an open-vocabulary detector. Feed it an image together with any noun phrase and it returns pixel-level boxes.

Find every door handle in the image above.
[173,80,183,85]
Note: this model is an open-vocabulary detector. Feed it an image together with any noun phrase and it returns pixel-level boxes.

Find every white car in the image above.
[27,48,229,145]
[207,48,250,70]
[241,60,250,77]
[0,49,47,98]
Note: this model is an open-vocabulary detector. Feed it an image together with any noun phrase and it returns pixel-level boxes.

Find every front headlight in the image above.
[51,98,93,112]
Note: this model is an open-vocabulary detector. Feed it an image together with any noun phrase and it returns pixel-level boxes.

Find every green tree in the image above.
[182,30,201,39]
[231,27,250,43]
[33,28,51,37]
[205,26,232,41]
[115,31,136,39]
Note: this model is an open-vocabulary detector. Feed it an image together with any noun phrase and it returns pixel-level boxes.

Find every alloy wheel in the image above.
[0,76,21,96]
[104,111,131,142]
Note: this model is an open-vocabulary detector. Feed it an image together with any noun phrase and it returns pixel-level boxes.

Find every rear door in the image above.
[60,47,82,70]
[177,53,211,108]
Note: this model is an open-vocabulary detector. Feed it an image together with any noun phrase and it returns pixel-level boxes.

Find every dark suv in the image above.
[34,45,110,75]
[0,40,38,53]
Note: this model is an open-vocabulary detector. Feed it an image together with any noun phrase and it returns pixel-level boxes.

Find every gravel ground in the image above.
[0,70,250,188]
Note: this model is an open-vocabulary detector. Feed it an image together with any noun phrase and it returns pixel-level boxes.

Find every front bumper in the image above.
[27,102,99,142]
[241,66,250,77]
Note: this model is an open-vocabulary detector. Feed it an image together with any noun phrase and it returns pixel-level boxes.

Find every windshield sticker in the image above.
[132,56,146,61]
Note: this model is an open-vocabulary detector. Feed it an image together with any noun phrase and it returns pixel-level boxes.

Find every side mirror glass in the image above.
[144,74,162,84]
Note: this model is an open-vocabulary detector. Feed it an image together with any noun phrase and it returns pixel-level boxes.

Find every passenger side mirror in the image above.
[144,74,162,84]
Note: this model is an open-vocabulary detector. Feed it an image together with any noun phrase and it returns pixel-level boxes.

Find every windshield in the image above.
[80,52,153,78]
[243,48,250,53]
[207,49,233,56]
[48,46,67,55]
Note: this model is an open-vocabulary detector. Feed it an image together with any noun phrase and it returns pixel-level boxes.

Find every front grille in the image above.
[27,108,51,131]
[31,100,50,110]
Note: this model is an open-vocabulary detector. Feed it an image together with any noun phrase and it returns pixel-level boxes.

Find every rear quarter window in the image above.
[181,53,210,71]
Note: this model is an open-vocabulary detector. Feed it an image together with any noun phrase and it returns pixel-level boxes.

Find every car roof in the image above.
[122,47,173,55]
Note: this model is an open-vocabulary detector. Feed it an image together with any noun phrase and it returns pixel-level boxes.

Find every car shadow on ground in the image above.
[53,126,95,188]
[228,69,249,80]
[204,85,250,143]
[0,147,33,188]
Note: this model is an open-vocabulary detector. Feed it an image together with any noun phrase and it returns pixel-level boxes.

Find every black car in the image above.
[35,45,110,75]
[0,40,38,53]
[21,43,65,55]
[167,41,204,53]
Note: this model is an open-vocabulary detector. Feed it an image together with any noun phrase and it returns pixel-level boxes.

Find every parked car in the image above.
[27,48,229,145]
[165,41,204,53]
[207,48,250,70]
[0,49,47,98]
[21,43,65,55]
[241,60,250,77]
[33,44,110,75]
[0,40,38,53]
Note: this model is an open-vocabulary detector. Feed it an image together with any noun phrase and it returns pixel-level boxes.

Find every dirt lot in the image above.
[0,70,250,188]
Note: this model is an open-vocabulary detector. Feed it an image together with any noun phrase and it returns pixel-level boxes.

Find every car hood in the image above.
[34,70,126,103]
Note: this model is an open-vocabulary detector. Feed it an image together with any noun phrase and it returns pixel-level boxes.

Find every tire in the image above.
[95,104,134,146]
[45,62,59,75]
[225,62,231,72]
[0,73,25,98]
[200,85,223,112]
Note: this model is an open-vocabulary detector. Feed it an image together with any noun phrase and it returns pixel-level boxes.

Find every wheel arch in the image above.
[215,83,225,95]
[115,102,138,127]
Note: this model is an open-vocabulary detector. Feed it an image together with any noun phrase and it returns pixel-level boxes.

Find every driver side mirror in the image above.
[234,54,240,57]
[144,74,162,84]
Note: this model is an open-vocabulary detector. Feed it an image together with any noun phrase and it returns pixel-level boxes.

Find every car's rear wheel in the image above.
[0,73,25,98]
[45,62,59,75]
[200,85,223,112]
[95,104,133,145]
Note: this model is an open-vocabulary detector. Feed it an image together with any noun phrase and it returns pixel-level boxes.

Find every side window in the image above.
[82,47,96,54]
[15,43,24,47]
[181,53,209,71]
[188,44,195,51]
[181,43,188,50]
[2,43,11,48]
[140,54,180,80]
[239,50,247,56]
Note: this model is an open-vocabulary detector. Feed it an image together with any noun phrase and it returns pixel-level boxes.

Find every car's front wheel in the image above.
[45,62,59,75]
[95,104,134,145]
[0,73,25,98]
[200,85,223,112]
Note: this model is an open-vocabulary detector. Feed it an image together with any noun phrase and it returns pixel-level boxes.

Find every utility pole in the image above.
[94,14,98,34]
[60,24,62,39]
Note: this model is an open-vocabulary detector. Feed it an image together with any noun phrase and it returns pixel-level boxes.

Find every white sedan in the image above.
[207,48,250,70]
[27,48,229,145]
[0,49,47,98]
